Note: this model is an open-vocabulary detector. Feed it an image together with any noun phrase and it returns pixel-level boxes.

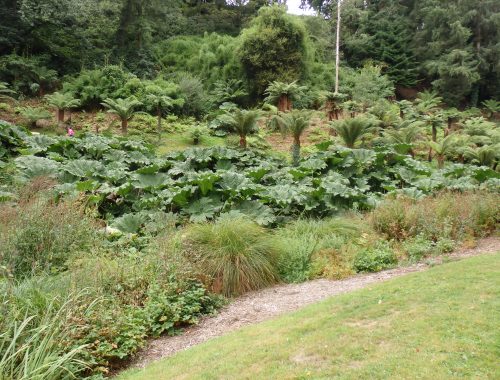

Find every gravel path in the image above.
[126,237,500,370]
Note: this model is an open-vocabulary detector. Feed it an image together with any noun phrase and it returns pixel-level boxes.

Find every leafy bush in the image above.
[0,186,99,278]
[63,65,140,109]
[185,216,280,296]
[371,192,500,242]
[18,106,52,127]
[309,247,355,280]
[2,239,221,377]
[0,54,58,95]
[275,218,361,283]
[353,242,397,272]
[433,237,456,255]
[2,123,499,234]
[401,235,434,261]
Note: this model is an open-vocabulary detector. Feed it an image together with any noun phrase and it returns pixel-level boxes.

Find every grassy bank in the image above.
[119,253,500,380]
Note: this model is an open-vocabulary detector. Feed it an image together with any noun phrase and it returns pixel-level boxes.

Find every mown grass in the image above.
[119,253,500,380]
[156,132,225,154]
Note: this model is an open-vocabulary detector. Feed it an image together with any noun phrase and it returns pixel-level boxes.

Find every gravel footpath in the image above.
[124,237,500,370]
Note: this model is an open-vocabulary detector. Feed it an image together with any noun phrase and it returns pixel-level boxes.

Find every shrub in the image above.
[401,235,434,261]
[433,237,456,255]
[3,240,222,377]
[353,242,397,273]
[371,192,500,242]
[185,216,281,296]
[63,65,141,109]
[0,188,99,278]
[309,247,355,280]
[275,217,361,282]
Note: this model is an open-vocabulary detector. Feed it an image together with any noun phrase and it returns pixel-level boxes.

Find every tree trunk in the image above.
[121,119,128,134]
[292,136,301,166]
[432,125,437,142]
[437,155,444,169]
[286,95,292,111]
[427,147,433,162]
[57,109,64,124]
[157,107,162,138]
[239,134,247,148]
[278,96,287,112]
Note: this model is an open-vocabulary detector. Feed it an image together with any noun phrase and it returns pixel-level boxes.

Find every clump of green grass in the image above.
[185,216,281,297]
[274,217,362,282]
[0,294,87,380]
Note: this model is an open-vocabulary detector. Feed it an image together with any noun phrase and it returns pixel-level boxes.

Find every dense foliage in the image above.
[1,122,498,232]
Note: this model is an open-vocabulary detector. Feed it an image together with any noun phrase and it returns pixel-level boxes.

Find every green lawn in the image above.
[156,132,226,154]
[119,254,500,380]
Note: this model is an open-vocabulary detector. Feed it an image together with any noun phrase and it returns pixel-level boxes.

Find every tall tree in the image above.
[238,5,309,96]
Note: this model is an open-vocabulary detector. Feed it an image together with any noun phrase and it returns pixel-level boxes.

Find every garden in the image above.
[0,1,499,379]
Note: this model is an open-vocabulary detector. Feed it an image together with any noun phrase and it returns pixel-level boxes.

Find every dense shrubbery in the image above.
[0,186,98,279]
[371,192,500,241]
[1,122,498,234]
[0,189,222,377]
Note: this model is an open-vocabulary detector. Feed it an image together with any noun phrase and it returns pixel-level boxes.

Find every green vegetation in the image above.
[185,217,280,297]
[0,2,499,378]
[118,253,500,380]
[44,92,80,124]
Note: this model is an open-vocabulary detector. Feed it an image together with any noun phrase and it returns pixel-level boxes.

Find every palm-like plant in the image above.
[44,92,80,124]
[428,135,457,168]
[383,121,424,157]
[320,91,347,120]
[101,97,142,134]
[220,109,261,148]
[31,66,58,96]
[18,106,52,128]
[423,112,445,142]
[482,99,500,120]
[396,100,414,119]
[143,84,184,137]
[0,82,16,102]
[440,107,462,135]
[332,117,376,148]
[465,145,499,169]
[342,100,362,118]
[275,111,311,165]
[211,79,248,105]
[264,81,307,112]
[415,90,442,113]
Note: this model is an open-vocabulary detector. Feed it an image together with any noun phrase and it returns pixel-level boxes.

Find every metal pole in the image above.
[334,0,341,94]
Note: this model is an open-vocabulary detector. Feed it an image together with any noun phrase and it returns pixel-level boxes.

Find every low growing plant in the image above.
[185,216,280,296]
[353,242,397,273]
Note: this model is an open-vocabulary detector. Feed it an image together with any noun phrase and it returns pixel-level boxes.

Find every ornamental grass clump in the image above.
[185,216,281,297]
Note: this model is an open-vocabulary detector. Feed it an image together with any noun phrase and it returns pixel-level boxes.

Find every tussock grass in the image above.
[185,216,281,297]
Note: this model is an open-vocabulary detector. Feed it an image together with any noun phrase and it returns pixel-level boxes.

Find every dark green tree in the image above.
[238,5,309,96]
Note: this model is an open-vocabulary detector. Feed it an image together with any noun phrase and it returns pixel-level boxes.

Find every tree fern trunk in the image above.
[57,109,64,124]
[239,134,247,148]
[157,107,162,138]
[121,119,128,134]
